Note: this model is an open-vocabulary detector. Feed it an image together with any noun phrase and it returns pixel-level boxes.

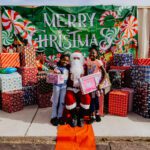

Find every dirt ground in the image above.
[0,137,150,150]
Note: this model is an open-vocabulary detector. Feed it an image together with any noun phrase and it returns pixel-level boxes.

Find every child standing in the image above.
[86,45,106,123]
[50,54,70,126]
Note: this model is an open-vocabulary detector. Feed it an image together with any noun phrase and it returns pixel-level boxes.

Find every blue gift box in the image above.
[22,85,37,106]
[131,65,150,83]
[132,81,150,118]
[114,53,133,66]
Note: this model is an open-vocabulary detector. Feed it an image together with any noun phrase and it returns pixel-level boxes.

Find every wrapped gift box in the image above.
[110,66,131,70]
[113,53,133,66]
[2,90,24,113]
[108,69,131,89]
[79,72,102,94]
[46,73,65,84]
[22,85,37,106]
[0,72,22,92]
[134,58,150,66]
[121,88,134,112]
[20,46,36,67]
[37,92,52,108]
[109,90,129,117]
[0,53,20,68]
[131,65,150,83]
[109,69,132,89]
[109,69,124,89]
[18,67,38,86]
[132,81,150,118]
[37,71,53,94]
[99,94,104,116]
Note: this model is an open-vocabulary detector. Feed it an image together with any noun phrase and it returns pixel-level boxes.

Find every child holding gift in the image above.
[86,44,106,123]
[50,53,70,126]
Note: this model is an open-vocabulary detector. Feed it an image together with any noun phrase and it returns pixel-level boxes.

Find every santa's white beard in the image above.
[70,59,84,87]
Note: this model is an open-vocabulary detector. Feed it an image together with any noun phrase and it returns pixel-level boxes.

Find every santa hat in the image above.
[70,50,84,64]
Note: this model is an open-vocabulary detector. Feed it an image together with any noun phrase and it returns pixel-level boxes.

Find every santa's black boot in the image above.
[69,108,77,127]
[77,108,85,127]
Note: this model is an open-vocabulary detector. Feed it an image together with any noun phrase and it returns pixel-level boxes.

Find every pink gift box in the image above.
[79,72,102,94]
[46,73,65,84]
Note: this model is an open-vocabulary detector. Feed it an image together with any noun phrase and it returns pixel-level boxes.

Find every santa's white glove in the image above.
[73,80,80,87]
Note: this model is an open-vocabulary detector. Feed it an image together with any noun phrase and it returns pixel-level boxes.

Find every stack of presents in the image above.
[107,53,150,118]
[0,46,52,113]
[0,48,149,120]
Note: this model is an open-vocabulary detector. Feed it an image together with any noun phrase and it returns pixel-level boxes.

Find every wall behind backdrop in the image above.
[0,0,150,6]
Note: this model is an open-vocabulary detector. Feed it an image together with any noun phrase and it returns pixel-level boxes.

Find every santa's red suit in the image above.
[65,51,91,111]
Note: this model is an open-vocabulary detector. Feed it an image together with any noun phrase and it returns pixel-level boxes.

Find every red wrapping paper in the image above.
[19,67,38,86]
[109,90,129,117]
[134,58,150,66]
[110,66,131,70]
[37,92,52,108]
[20,46,36,67]
[2,90,23,113]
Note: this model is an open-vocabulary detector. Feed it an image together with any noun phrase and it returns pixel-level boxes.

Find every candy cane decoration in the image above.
[118,6,132,18]
[2,30,14,46]
[117,38,128,48]
[32,40,38,49]
[19,20,36,44]
[115,33,128,48]
[48,55,56,61]
[23,20,36,35]
[99,10,118,26]
[2,9,24,34]
[2,9,37,46]
[120,16,138,38]
[128,38,138,46]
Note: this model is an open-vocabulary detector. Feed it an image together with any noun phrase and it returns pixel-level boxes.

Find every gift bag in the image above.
[99,66,111,90]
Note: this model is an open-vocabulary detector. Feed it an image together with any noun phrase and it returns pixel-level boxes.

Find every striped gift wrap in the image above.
[134,58,150,66]
[0,53,20,68]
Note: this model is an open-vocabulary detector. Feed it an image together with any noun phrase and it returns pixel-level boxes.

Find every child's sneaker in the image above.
[50,117,59,126]
[95,115,101,122]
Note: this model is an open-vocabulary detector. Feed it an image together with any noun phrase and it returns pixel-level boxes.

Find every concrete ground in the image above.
[0,105,149,137]
[0,105,150,149]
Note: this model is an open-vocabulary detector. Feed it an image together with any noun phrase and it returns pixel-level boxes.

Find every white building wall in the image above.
[0,0,150,6]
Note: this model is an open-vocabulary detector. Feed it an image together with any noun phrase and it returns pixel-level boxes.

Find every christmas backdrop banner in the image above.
[1,6,138,58]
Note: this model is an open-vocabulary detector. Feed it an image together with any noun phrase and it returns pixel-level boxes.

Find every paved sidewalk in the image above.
[0,105,150,137]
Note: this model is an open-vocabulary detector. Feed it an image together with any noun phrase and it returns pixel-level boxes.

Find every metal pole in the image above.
[0,7,2,52]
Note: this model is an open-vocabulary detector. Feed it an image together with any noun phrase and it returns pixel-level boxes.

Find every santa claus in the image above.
[65,51,91,127]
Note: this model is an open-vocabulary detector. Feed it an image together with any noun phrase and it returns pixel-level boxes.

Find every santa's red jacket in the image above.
[65,65,91,110]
